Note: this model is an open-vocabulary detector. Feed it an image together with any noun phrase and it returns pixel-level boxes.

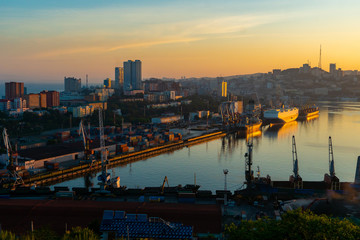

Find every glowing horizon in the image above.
[1,0,360,83]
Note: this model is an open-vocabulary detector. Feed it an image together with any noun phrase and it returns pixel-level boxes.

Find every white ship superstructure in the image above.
[264,107,299,123]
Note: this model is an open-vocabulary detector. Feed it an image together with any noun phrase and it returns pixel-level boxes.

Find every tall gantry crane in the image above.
[2,128,23,186]
[244,129,254,188]
[97,109,110,192]
[324,136,339,189]
[290,136,302,188]
[328,136,335,178]
[79,120,94,163]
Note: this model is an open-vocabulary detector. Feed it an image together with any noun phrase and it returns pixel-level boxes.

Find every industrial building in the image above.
[17,140,116,169]
[151,115,182,124]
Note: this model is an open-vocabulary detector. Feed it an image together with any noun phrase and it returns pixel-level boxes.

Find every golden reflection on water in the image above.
[265,121,299,140]
[306,114,319,122]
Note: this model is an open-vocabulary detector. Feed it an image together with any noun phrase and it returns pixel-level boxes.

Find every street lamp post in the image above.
[223,169,229,206]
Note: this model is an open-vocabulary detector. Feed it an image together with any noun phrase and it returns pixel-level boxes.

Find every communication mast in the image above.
[318,45,322,69]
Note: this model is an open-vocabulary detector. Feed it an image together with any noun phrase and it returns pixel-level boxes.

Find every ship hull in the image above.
[264,108,299,123]
[239,121,262,133]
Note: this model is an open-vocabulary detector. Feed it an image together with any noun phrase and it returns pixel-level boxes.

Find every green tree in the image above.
[225,209,360,240]
[62,227,99,240]
[0,230,17,240]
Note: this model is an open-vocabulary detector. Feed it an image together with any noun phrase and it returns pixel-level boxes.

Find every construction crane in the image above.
[2,128,23,186]
[161,176,169,194]
[97,109,110,192]
[79,120,94,163]
[290,136,302,188]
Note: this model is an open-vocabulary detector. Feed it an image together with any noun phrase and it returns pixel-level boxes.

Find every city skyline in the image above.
[1,0,360,82]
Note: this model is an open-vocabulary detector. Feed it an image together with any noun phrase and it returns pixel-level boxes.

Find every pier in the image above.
[21,131,226,186]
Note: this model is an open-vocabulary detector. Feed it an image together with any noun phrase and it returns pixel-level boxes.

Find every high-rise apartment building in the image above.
[103,78,111,88]
[330,63,336,75]
[115,67,124,90]
[5,82,24,100]
[25,94,40,109]
[64,77,81,92]
[222,81,227,98]
[41,90,60,107]
[123,60,142,91]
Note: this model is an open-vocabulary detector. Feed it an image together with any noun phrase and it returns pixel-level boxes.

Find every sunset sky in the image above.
[1,0,360,83]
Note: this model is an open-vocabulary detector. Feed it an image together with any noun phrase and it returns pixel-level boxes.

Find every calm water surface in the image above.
[53,101,360,191]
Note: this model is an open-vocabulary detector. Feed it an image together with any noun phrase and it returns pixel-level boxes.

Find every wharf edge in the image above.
[21,131,226,186]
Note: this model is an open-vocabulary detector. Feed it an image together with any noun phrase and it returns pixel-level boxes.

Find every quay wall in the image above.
[23,131,226,186]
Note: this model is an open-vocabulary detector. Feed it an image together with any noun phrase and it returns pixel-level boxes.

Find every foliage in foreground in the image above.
[225,209,360,240]
[0,226,99,240]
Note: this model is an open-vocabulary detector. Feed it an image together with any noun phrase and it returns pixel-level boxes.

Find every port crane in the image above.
[2,128,23,186]
[161,176,169,194]
[290,136,302,188]
[244,129,254,188]
[79,120,94,164]
[97,109,111,193]
[324,136,339,189]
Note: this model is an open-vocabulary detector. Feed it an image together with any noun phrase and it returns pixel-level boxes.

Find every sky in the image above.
[1,0,360,83]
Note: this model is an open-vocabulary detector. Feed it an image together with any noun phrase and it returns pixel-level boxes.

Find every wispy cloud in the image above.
[24,13,290,59]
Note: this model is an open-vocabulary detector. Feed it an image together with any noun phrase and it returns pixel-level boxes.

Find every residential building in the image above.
[25,94,40,109]
[115,67,124,90]
[0,100,11,112]
[64,77,81,92]
[124,60,142,91]
[104,78,111,88]
[330,63,336,75]
[5,82,24,100]
[222,81,227,97]
[39,92,47,108]
[41,91,60,107]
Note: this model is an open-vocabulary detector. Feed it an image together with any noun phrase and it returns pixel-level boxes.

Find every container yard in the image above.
[0,126,225,188]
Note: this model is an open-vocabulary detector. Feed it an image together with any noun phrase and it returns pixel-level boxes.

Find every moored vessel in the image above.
[263,107,299,123]
[238,117,262,133]
[298,105,319,119]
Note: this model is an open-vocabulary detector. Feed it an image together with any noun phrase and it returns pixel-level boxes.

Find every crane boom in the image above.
[79,120,87,150]
[2,128,23,186]
[161,176,169,194]
[292,135,299,179]
[98,109,109,191]
[329,136,335,178]
[2,128,12,167]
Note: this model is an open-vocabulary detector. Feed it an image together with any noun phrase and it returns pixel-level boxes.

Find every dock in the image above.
[21,131,226,186]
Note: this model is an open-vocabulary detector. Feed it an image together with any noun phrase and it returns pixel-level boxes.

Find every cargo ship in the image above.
[298,105,319,119]
[238,117,262,133]
[263,107,299,124]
